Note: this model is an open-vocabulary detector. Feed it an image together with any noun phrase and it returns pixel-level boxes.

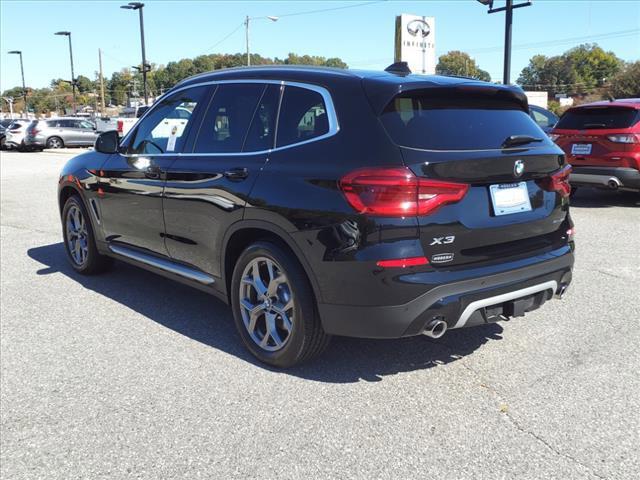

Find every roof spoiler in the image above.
[364,80,530,115]
[384,62,412,75]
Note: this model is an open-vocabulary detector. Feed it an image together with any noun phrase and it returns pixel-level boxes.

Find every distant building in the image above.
[524,91,548,109]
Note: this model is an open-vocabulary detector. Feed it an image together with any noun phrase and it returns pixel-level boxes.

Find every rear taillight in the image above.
[537,165,572,198]
[29,128,40,136]
[607,134,640,144]
[117,120,124,134]
[339,167,468,217]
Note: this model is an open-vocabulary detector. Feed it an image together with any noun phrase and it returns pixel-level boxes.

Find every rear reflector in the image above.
[537,164,572,198]
[376,256,429,268]
[339,167,468,217]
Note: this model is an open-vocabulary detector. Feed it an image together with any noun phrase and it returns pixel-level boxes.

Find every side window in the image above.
[276,86,329,148]
[193,83,265,153]
[79,120,94,130]
[531,108,550,128]
[46,120,58,128]
[59,120,74,128]
[128,86,206,155]
[243,84,281,152]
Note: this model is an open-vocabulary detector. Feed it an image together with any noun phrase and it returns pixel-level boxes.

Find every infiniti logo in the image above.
[407,19,430,38]
[514,160,525,178]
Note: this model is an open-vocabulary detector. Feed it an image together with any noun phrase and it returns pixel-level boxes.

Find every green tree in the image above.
[608,61,640,98]
[517,43,622,96]
[436,51,491,81]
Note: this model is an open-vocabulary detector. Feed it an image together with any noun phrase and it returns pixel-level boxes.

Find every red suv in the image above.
[551,98,640,193]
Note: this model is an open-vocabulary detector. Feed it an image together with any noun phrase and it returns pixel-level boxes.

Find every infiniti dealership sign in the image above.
[394,14,436,74]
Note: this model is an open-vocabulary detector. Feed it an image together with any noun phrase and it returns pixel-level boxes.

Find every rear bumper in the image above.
[24,136,45,147]
[570,166,640,191]
[318,246,574,338]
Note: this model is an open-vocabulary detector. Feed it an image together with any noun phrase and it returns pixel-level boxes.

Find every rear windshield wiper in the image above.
[502,135,544,148]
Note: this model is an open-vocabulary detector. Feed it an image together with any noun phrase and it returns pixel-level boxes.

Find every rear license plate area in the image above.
[571,143,592,155]
[489,182,532,216]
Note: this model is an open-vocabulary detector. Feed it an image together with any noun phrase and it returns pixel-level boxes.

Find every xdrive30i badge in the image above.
[431,253,454,264]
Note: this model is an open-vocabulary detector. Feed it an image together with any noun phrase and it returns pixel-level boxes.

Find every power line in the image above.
[202,22,245,54]
[346,28,639,69]
[200,1,386,55]
[468,28,639,54]
[275,0,385,18]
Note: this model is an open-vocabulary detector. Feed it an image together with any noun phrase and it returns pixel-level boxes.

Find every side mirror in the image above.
[95,130,119,154]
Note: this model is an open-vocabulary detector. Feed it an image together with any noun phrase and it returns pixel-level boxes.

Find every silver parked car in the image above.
[24,118,98,150]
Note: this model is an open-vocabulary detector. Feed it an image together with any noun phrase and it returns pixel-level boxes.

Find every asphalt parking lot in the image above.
[1,150,639,479]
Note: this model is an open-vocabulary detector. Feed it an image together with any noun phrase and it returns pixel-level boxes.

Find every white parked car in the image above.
[4,119,32,150]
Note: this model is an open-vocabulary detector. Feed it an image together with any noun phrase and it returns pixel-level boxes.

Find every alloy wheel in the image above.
[48,138,62,149]
[239,257,294,352]
[65,204,89,266]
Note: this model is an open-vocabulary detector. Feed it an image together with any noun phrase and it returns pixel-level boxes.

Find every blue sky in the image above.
[1,0,638,90]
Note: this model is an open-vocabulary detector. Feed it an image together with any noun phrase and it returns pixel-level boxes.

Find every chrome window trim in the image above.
[121,79,340,157]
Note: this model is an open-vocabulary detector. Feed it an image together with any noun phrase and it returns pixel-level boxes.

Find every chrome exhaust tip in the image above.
[423,319,448,339]
[556,283,569,299]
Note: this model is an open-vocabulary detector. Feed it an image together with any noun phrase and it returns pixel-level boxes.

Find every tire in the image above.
[230,241,330,368]
[61,195,111,275]
[0,136,5,150]
[570,186,578,198]
[46,136,64,149]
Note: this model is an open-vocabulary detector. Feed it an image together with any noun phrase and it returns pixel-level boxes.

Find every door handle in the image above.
[145,165,162,179]
[223,167,249,180]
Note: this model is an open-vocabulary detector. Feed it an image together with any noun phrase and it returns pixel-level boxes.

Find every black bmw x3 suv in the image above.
[58,64,575,367]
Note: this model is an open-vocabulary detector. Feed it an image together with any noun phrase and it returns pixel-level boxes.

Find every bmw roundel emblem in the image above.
[514,160,524,178]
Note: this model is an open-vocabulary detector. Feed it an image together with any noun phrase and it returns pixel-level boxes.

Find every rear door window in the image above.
[276,86,329,148]
[243,84,281,152]
[555,107,639,130]
[380,90,544,150]
[193,83,265,153]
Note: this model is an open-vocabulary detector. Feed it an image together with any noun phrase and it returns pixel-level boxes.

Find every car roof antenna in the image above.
[384,62,412,75]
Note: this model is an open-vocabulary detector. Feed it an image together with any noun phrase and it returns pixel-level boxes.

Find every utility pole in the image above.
[476,0,532,85]
[98,48,106,114]
[7,51,28,117]
[244,15,279,67]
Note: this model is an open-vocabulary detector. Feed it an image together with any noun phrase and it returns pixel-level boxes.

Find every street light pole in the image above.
[244,15,279,67]
[54,31,77,114]
[121,2,149,105]
[476,0,532,85]
[7,51,27,117]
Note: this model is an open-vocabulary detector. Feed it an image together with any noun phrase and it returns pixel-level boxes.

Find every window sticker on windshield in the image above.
[166,125,178,152]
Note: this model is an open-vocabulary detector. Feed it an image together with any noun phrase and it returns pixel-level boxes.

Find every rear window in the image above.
[380,91,543,150]
[555,106,639,130]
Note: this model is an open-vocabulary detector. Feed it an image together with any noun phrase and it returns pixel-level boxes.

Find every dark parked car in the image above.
[0,118,14,149]
[529,104,559,134]
[551,99,640,193]
[57,65,575,367]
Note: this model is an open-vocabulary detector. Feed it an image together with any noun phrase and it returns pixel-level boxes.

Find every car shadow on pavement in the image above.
[570,188,639,208]
[27,242,503,383]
